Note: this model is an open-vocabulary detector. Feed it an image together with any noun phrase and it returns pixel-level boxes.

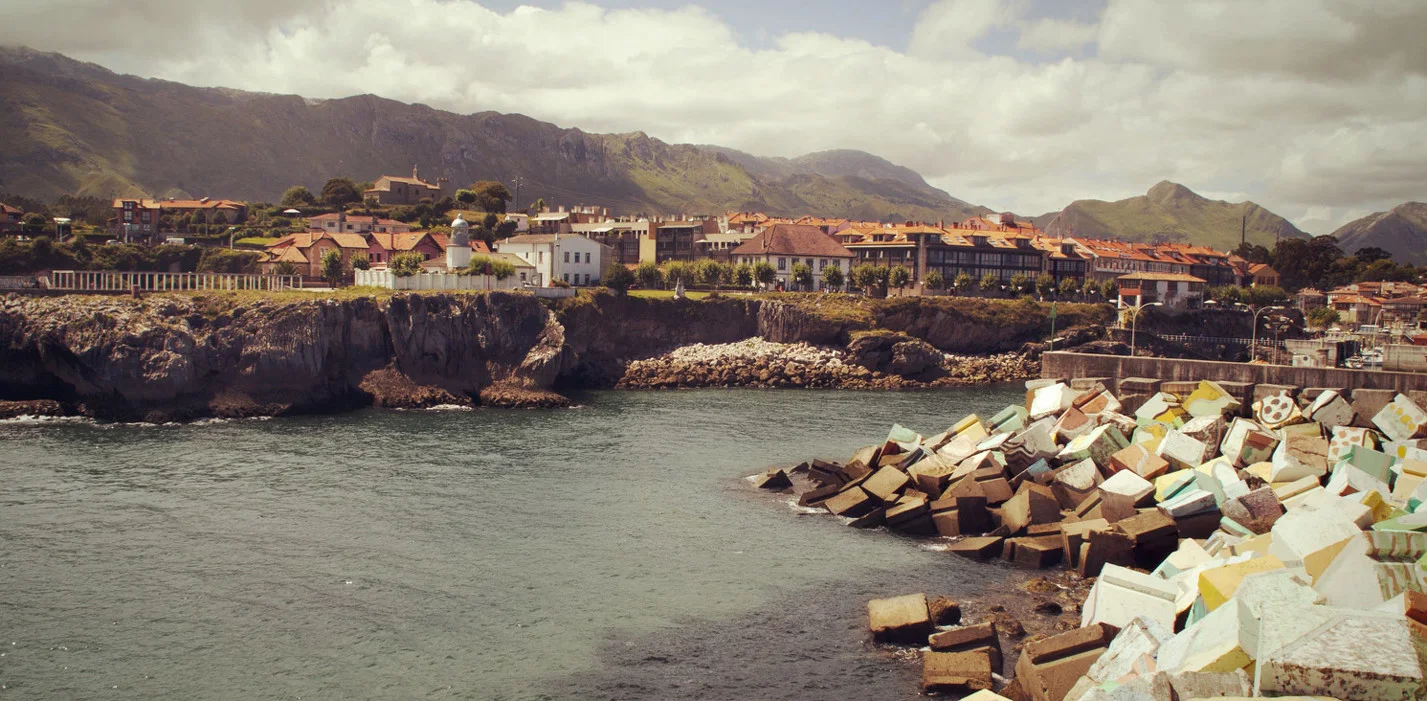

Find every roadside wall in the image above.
[1042,351,1427,393]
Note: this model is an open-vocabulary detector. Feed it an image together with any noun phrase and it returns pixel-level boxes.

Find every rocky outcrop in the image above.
[0,290,1107,421]
[617,338,1034,390]
[0,292,569,421]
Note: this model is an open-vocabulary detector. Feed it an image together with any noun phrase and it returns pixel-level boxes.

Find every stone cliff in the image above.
[0,291,1115,421]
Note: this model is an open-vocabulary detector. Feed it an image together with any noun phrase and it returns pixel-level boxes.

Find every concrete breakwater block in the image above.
[1015,623,1118,701]
[867,593,932,644]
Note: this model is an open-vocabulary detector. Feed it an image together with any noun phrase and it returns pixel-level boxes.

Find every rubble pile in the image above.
[750,376,1427,699]
[619,337,1033,389]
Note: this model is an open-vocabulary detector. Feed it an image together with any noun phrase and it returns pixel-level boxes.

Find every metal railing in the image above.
[47,270,304,292]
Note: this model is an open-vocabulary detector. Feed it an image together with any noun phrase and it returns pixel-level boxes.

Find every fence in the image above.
[353,269,524,291]
[1151,333,1285,349]
[0,275,40,290]
[46,270,305,292]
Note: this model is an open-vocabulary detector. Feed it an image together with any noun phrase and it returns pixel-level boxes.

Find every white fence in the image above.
[0,275,40,290]
[354,269,524,291]
[47,270,304,292]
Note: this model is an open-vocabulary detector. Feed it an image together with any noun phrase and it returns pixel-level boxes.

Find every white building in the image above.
[730,223,855,291]
[496,233,604,286]
[1116,272,1207,310]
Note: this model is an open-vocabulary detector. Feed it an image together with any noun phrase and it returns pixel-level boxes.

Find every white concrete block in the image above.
[1314,530,1427,609]
[1030,382,1077,421]
[1082,564,1179,630]
[1374,394,1427,442]
[1258,608,1426,699]
[1156,598,1257,674]
[1156,430,1210,472]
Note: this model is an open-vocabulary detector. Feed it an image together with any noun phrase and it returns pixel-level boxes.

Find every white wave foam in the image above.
[426,404,475,412]
[783,498,823,515]
[0,414,92,426]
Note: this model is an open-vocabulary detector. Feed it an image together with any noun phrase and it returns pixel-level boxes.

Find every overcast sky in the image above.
[3,0,1425,233]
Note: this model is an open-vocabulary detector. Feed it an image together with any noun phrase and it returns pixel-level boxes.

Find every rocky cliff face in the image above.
[0,291,1115,421]
[0,292,569,421]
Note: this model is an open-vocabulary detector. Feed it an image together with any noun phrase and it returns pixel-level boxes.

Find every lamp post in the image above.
[1249,305,1285,362]
[1129,300,1163,356]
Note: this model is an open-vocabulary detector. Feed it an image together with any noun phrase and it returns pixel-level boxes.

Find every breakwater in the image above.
[0,291,1112,421]
[1042,350,1427,394]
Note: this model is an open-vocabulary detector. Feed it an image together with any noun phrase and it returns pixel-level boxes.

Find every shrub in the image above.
[390,252,424,278]
[979,273,999,292]
[822,264,846,291]
[550,278,572,288]
[888,265,911,289]
[603,262,635,293]
[1307,306,1340,328]
[351,255,371,271]
[465,255,517,280]
[734,262,754,287]
[790,262,813,291]
[320,249,346,286]
[663,260,695,287]
[752,261,776,287]
[635,261,663,289]
[274,261,300,276]
[1036,274,1057,298]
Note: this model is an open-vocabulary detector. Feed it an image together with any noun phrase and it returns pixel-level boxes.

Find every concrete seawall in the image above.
[1041,351,1427,394]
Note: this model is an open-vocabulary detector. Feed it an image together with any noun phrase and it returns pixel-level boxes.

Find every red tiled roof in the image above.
[731,224,855,258]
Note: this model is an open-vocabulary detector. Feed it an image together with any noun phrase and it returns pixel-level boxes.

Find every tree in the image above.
[979,273,1000,294]
[1082,277,1100,297]
[1272,235,1341,291]
[921,269,944,292]
[319,249,346,286]
[734,262,754,288]
[1246,285,1290,307]
[482,213,499,231]
[823,264,846,291]
[320,178,361,208]
[529,198,546,215]
[1100,278,1118,300]
[695,259,724,289]
[850,264,879,293]
[1036,274,1057,298]
[23,212,47,233]
[663,260,695,287]
[1059,276,1080,298]
[635,261,663,289]
[752,260,777,288]
[280,185,316,208]
[790,262,813,291]
[468,181,512,213]
[1355,246,1393,264]
[1306,306,1340,328]
[888,265,911,291]
[455,189,478,206]
[495,220,519,239]
[1232,242,1273,265]
[465,255,516,280]
[274,261,300,276]
[954,272,973,295]
[351,254,371,271]
[1009,273,1032,296]
[604,262,635,294]
[390,252,424,278]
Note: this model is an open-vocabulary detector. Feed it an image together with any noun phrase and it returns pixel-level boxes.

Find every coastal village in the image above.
[5,166,1425,335]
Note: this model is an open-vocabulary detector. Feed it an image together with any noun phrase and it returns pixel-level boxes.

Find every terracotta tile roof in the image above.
[0,203,21,215]
[272,247,308,263]
[112,198,163,210]
[265,232,368,251]
[731,224,855,258]
[1334,295,1382,306]
[370,176,440,189]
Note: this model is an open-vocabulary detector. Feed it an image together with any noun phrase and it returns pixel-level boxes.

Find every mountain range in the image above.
[0,47,984,223]
[1032,181,1307,251]
[1331,203,1427,266]
[0,46,1415,257]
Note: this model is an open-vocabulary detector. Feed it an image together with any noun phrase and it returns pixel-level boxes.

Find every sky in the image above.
[2,0,1425,233]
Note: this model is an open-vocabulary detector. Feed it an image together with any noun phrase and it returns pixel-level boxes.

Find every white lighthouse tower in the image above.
[447,214,473,269]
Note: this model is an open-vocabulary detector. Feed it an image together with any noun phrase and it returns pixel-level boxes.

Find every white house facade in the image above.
[729,223,855,291]
[496,233,604,286]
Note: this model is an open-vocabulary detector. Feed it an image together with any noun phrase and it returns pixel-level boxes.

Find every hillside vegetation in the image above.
[1036,181,1306,249]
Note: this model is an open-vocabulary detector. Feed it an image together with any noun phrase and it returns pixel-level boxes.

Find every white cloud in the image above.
[1,0,1424,233]
[1016,18,1098,53]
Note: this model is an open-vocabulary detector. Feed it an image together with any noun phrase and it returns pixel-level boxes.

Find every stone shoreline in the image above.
[617,338,1037,390]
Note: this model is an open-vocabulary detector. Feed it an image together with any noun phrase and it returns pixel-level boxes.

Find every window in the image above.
[585,252,591,264]
[539,251,544,263]
[564,251,570,263]
[584,274,591,285]
[778,257,786,270]
[563,273,569,282]
[520,272,527,282]
[819,259,827,270]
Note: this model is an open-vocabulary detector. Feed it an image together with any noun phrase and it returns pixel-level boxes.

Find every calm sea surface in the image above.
[1,386,1025,700]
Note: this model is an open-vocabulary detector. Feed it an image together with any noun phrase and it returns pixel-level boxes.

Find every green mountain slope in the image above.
[0,46,985,222]
[1332,202,1427,266]
[1039,181,1306,249]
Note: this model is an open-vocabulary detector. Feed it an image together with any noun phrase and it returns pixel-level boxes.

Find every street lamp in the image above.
[1246,305,1285,362]
[1129,301,1163,356]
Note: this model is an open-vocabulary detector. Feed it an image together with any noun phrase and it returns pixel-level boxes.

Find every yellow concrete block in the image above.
[1134,421,1170,451]
[953,414,984,436]
[1245,462,1274,482]
[1358,490,1400,523]
[1393,473,1425,506]
[1230,533,1273,557]
[1198,555,1285,611]
[1155,470,1195,501]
